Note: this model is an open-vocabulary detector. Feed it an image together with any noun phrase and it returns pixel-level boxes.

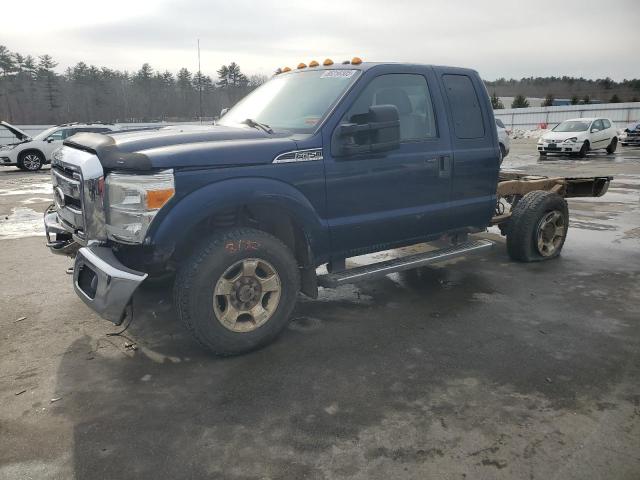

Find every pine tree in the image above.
[490,92,504,109]
[582,95,591,105]
[542,93,554,107]
[511,95,529,108]
[609,94,620,103]
[571,95,579,105]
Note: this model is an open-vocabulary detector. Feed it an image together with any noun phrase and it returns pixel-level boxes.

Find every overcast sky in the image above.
[3,0,639,80]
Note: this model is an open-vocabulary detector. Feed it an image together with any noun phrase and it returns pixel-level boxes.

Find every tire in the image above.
[17,151,44,171]
[606,137,617,154]
[174,227,300,355]
[578,141,589,158]
[539,151,547,158]
[507,191,569,262]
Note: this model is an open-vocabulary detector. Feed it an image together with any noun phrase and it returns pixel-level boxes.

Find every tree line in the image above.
[2,45,640,121]
[487,75,639,109]
[0,45,267,124]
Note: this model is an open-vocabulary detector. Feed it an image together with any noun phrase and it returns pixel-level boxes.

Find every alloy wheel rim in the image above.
[536,210,565,256]
[213,258,281,332]
[23,154,41,170]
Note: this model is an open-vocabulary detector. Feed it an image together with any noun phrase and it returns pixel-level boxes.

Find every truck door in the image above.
[323,68,453,257]
[436,68,499,231]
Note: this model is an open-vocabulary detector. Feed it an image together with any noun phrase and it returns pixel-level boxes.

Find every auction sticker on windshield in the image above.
[321,70,357,78]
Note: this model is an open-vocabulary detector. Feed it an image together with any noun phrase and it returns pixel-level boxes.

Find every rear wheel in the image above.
[507,191,569,262]
[18,151,44,171]
[578,141,589,158]
[606,137,618,154]
[174,227,300,355]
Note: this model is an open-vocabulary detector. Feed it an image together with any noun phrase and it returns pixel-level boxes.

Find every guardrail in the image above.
[494,102,640,130]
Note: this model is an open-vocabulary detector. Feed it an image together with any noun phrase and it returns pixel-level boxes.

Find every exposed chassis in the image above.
[491,172,612,225]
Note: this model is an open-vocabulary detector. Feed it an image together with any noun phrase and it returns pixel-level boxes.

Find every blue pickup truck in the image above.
[44,60,611,355]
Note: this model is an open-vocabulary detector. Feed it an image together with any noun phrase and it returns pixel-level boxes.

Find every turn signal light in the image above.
[351,57,362,65]
[323,58,333,66]
[309,60,319,67]
[147,188,175,209]
[297,62,307,69]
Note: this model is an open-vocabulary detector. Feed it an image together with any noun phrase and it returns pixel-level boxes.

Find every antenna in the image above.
[197,39,203,123]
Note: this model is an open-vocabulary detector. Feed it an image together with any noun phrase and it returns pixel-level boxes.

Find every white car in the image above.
[537,117,618,158]
[495,118,510,163]
[0,122,114,171]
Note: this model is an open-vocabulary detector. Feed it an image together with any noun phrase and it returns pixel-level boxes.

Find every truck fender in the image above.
[148,177,329,263]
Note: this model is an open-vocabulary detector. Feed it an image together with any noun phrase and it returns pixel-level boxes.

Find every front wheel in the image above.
[18,151,44,171]
[507,191,569,262]
[578,141,589,158]
[174,227,300,355]
[606,137,618,154]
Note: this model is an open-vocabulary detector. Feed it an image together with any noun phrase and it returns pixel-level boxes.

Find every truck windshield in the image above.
[553,120,590,132]
[218,69,360,134]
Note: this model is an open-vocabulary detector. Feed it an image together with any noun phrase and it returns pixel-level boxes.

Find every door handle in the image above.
[438,156,451,178]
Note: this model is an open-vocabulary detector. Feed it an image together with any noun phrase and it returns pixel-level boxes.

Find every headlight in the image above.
[563,137,578,143]
[1,144,17,151]
[105,170,174,244]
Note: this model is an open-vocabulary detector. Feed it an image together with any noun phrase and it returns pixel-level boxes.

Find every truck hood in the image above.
[1,121,31,142]
[63,125,300,170]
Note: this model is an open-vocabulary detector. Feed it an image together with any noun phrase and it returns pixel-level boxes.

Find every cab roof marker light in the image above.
[282,66,291,72]
[351,57,363,65]
[309,60,319,67]
[297,63,307,69]
[323,58,334,66]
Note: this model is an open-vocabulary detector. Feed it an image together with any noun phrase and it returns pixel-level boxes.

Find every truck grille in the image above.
[51,165,85,237]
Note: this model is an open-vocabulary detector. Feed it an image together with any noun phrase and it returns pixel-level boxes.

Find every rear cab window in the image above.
[442,74,485,139]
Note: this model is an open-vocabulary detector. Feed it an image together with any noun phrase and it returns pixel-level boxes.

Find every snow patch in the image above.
[510,128,549,140]
[0,207,45,239]
[0,183,52,196]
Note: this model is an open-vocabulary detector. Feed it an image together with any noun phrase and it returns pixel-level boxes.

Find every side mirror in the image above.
[46,138,55,143]
[332,104,401,157]
[220,108,229,117]
[591,128,597,133]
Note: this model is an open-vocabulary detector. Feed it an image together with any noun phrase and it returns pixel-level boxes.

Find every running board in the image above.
[317,239,494,288]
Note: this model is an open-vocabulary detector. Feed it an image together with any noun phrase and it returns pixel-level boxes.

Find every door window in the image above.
[343,74,437,142]
[591,120,604,132]
[602,119,611,129]
[46,129,64,141]
[442,74,485,139]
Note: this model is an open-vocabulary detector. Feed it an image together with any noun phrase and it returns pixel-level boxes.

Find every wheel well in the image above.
[174,204,312,268]
[18,149,45,161]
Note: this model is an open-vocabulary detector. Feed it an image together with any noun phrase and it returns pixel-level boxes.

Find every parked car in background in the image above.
[0,122,114,171]
[537,117,618,158]
[620,122,640,146]
[495,118,510,162]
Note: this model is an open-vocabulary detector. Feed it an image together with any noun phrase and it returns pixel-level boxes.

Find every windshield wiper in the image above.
[242,118,274,134]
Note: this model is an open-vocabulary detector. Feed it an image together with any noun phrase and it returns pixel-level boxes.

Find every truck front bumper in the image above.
[73,246,148,325]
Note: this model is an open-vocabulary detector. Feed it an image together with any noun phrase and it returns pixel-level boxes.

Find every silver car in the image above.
[495,118,510,163]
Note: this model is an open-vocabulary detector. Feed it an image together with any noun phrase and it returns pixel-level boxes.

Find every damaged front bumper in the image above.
[73,246,148,325]
[44,206,147,325]
[44,206,80,256]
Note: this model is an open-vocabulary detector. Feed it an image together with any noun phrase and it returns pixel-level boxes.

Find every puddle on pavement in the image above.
[0,207,45,239]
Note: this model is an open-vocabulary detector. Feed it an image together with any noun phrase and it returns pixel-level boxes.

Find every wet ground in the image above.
[1,140,639,479]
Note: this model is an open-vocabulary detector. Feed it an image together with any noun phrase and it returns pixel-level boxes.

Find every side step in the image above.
[317,239,494,288]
